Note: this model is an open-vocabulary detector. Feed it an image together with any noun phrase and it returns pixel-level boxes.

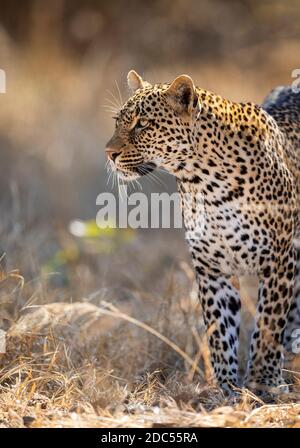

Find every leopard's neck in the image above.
[176,88,285,206]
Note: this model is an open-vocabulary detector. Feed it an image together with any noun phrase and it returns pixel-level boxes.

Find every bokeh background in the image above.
[0,0,300,427]
[1,0,300,291]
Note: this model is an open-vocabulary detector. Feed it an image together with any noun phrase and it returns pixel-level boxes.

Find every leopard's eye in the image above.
[137,118,149,128]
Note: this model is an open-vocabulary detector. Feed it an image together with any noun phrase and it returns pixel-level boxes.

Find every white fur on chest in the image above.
[184,202,265,276]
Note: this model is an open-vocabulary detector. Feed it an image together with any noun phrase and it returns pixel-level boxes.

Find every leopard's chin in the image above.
[134,162,156,176]
[116,162,156,181]
[116,170,140,181]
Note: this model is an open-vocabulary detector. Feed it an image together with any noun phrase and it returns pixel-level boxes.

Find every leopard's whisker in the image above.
[102,100,120,113]
[102,106,119,114]
[115,80,123,107]
[146,170,167,189]
[106,89,122,109]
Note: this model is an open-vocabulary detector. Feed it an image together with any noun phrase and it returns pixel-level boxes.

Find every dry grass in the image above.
[1,261,300,428]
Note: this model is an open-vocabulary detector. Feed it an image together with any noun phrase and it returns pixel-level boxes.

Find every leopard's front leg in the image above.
[198,270,241,391]
[245,246,295,393]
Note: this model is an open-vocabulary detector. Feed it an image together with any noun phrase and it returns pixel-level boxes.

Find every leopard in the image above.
[105,70,300,394]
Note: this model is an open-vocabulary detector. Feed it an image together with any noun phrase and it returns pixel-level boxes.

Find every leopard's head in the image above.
[105,70,201,180]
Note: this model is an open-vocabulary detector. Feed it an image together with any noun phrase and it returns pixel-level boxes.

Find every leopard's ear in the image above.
[127,70,151,92]
[165,74,199,116]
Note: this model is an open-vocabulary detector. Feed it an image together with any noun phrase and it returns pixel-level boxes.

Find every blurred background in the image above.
[0,0,300,320]
[0,2,300,423]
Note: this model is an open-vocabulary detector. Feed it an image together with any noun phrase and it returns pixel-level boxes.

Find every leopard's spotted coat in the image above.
[105,71,300,393]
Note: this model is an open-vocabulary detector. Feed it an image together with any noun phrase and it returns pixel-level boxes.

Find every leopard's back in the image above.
[262,86,300,149]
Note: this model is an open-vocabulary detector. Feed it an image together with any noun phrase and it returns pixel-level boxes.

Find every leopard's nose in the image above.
[106,148,121,162]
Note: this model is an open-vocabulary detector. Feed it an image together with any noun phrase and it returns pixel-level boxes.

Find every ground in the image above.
[0,226,300,428]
